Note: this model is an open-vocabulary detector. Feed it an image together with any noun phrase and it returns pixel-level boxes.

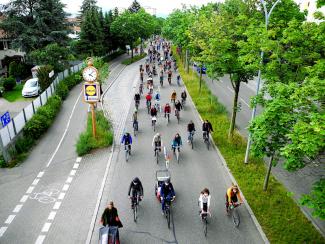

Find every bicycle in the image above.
[146,100,151,114]
[188,131,195,149]
[131,192,140,222]
[175,109,180,124]
[163,198,174,229]
[173,145,180,164]
[201,211,209,237]
[203,131,210,150]
[165,112,170,124]
[154,145,161,164]
[124,144,131,162]
[135,100,140,110]
[181,97,186,107]
[152,116,157,132]
[228,203,241,227]
[139,83,143,95]
[133,120,138,136]
[160,77,163,87]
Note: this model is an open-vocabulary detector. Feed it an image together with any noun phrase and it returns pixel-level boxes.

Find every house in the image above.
[0,14,25,76]
[66,17,81,39]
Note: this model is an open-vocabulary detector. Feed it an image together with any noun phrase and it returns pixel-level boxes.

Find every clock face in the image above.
[83,67,98,82]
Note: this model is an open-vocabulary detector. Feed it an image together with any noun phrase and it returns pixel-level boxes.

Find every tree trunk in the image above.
[131,45,134,59]
[263,154,274,191]
[228,81,240,138]
[186,49,189,73]
[199,65,203,92]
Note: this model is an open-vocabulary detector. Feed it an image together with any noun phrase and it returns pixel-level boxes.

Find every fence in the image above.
[0,62,84,156]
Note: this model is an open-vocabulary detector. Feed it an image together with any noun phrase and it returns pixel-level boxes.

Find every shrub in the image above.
[0,154,7,168]
[14,136,35,154]
[37,65,54,91]
[56,82,69,100]
[3,77,16,91]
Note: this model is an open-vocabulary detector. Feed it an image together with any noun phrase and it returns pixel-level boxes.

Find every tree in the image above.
[0,0,68,53]
[80,0,97,16]
[37,65,54,91]
[29,43,70,72]
[128,0,141,13]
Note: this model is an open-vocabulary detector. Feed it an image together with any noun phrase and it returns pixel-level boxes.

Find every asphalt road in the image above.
[91,56,265,243]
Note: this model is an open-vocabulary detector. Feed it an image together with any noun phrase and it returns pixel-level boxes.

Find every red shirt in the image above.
[146,94,152,101]
[164,105,171,113]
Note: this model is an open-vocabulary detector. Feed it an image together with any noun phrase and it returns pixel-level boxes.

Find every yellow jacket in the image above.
[227,187,243,203]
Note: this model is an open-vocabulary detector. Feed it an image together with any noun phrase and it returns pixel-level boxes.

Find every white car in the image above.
[22,78,40,97]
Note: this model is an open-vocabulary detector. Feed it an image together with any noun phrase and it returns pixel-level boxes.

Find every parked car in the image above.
[22,78,40,97]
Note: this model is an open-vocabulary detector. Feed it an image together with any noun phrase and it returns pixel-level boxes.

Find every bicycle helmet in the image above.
[133,177,140,184]
[165,178,170,184]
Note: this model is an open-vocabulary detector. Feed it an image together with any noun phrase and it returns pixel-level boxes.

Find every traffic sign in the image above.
[1,111,11,127]
[83,82,100,103]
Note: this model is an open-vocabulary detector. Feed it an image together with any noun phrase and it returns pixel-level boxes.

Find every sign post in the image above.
[82,58,99,138]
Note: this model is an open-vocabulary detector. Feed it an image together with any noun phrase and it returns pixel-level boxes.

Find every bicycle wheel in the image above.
[125,149,129,162]
[167,209,171,229]
[156,150,159,164]
[204,218,208,237]
[232,208,240,227]
[191,136,194,150]
[176,150,180,164]
[133,203,137,222]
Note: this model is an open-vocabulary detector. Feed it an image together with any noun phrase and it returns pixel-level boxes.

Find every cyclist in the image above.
[176,74,181,86]
[134,92,140,108]
[181,90,187,105]
[174,100,182,114]
[121,132,132,155]
[187,120,195,143]
[199,188,211,216]
[152,133,163,154]
[170,90,177,105]
[202,120,213,139]
[132,109,138,130]
[225,184,243,214]
[140,69,144,82]
[153,65,157,76]
[150,106,158,125]
[154,90,161,112]
[167,69,172,84]
[100,201,123,241]
[145,92,152,108]
[159,70,164,86]
[164,103,171,119]
[171,133,182,153]
[128,177,144,208]
[160,179,175,214]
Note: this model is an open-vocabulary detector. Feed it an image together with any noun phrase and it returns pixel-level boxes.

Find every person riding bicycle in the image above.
[225,184,243,214]
[152,133,163,153]
[134,92,140,107]
[145,93,152,108]
[140,69,144,82]
[171,133,182,153]
[187,120,195,143]
[199,188,211,216]
[128,177,144,208]
[170,90,177,104]
[181,90,187,104]
[121,132,132,154]
[132,110,138,129]
[159,70,164,85]
[174,100,182,115]
[176,74,181,86]
[164,103,171,118]
[167,69,172,83]
[202,120,213,139]
[150,106,158,126]
[160,179,175,214]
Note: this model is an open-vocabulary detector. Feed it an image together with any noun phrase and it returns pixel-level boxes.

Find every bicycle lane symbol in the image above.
[29,188,60,204]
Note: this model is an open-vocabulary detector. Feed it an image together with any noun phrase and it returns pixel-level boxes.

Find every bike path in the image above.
[92,56,265,243]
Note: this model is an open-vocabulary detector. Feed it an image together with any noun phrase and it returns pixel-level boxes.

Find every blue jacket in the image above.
[160,183,175,198]
[121,134,132,145]
[171,137,182,147]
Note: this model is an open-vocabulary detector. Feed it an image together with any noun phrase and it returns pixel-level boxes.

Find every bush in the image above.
[14,136,35,154]
[3,77,16,91]
[0,154,7,168]
[37,65,54,91]
[56,82,69,100]
[76,111,113,156]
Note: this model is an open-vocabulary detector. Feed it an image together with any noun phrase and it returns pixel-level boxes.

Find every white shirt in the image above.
[199,194,211,211]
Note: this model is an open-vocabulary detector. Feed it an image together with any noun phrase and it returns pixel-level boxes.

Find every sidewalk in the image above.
[202,73,325,236]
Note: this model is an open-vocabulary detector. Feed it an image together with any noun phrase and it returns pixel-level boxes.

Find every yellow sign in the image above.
[83,82,100,103]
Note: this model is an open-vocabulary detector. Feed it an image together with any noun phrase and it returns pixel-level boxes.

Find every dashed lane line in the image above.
[48,212,56,220]
[20,195,28,203]
[41,223,51,232]
[35,235,46,244]
[53,202,61,210]
[0,227,7,237]
[13,205,23,213]
[4,215,15,224]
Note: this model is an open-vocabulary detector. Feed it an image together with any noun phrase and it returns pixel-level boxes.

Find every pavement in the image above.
[0,98,32,125]
[88,55,266,243]
[201,71,325,236]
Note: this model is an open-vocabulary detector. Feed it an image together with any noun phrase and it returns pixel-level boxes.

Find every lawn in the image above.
[3,84,31,102]
[173,47,324,243]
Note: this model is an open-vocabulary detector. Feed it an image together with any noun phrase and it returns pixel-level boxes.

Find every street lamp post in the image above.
[244,0,281,164]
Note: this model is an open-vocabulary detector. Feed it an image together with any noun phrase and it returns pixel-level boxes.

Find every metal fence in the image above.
[0,62,83,150]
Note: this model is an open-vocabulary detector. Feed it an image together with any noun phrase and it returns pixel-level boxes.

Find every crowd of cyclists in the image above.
[100,37,244,241]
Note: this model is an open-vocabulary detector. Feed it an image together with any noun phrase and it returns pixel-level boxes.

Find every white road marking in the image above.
[62,184,69,191]
[48,211,56,220]
[32,179,40,186]
[53,202,61,210]
[73,163,79,169]
[66,177,73,183]
[37,172,44,178]
[70,170,76,176]
[26,186,34,194]
[227,86,234,93]
[41,223,51,232]
[13,205,23,213]
[20,195,29,203]
[0,227,7,237]
[240,97,250,107]
[46,91,82,167]
[5,215,15,224]
[76,157,82,163]
[58,193,65,200]
[35,235,46,244]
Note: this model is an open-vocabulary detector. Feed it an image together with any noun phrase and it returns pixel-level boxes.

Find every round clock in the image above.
[82,66,98,82]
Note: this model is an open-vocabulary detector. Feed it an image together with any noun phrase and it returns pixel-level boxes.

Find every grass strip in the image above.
[122,53,146,65]
[3,84,32,102]
[173,47,324,243]
[76,110,113,156]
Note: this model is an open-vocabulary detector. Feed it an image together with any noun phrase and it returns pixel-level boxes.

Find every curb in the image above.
[181,71,270,244]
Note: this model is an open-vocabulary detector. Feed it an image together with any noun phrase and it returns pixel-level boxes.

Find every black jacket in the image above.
[187,123,195,132]
[101,207,122,227]
[128,181,144,196]
[202,122,213,132]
